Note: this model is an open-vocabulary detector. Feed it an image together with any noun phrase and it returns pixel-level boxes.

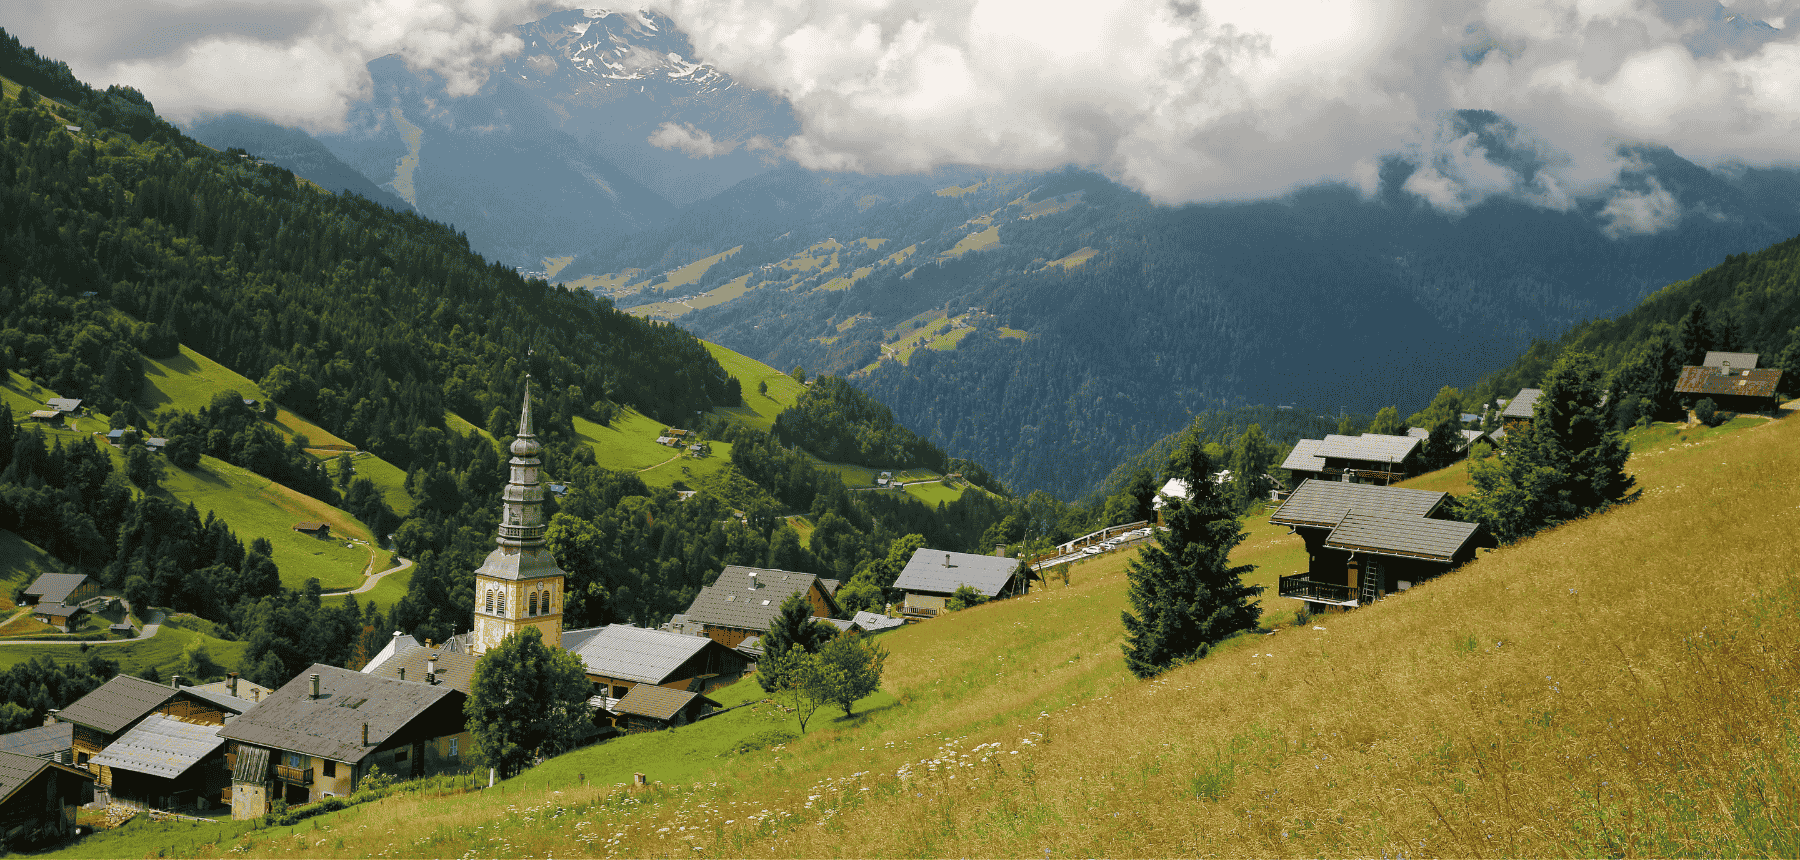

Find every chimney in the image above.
[362,723,369,746]
[425,639,433,649]
[1722,360,1732,376]
[398,667,406,682]
[747,571,757,589]
[427,656,438,685]
[228,672,239,697]
[994,544,1007,558]
[170,674,182,689]
[309,674,321,700]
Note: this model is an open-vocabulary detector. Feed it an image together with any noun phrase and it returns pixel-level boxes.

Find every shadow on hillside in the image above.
[827,699,900,728]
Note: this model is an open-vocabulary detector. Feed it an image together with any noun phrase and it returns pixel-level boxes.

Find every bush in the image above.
[1695,397,1720,427]
[731,727,798,754]
[946,584,988,611]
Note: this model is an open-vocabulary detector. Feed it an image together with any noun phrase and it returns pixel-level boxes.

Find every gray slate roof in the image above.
[1322,511,1482,562]
[1703,351,1759,368]
[1502,389,1542,420]
[0,749,88,805]
[1315,433,1421,463]
[472,545,566,583]
[613,685,718,723]
[57,675,177,735]
[1280,438,1327,472]
[684,567,834,633]
[567,625,715,685]
[88,714,224,779]
[175,686,258,715]
[363,639,480,694]
[217,664,459,764]
[32,603,84,618]
[892,549,1021,598]
[851,611,906,633]
[0,724,73,760]
[1269,480,1447,529]
[22,572,89,605]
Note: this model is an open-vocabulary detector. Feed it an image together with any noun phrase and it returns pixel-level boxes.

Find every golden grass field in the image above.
[138,410,1798,859]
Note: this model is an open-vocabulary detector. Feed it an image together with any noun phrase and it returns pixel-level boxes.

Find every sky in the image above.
[8,0,1800,217]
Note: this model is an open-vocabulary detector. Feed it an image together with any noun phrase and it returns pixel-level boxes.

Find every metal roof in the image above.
[1675,366,1782,398]
[1501,389,1542,420]
[1703,351,1759,368]
[613,685,718,723]
[45,398,81,412]
[851,611,906,633]
[1314,433,1421,463]
[56,675,177,735]
[1269,480,1447,529]
[0,724,72,760]
[472,544,567,583]
[569,625,717,685]
[217,664,460,764]
[892,549,1021,597]
[22,572,89,605]
[1279,439,1327,473]
[0,749,88,806]
[88,714,224,779]
[1323,511,1482,562]
[684,567,835,632]
[363,640,479,694]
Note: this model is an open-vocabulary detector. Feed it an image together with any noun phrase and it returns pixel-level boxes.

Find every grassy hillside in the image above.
[0,530,63,612]
[0,624,248,675]
[704,341,805,432]
[121,408,1800,859]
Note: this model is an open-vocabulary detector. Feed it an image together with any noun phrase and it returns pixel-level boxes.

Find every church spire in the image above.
[470,371,566,656]
[516,375,535,441]
[497,375,545,549]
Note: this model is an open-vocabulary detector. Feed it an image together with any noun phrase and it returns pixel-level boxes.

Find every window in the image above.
[322,760,336,778]
[485,589,493,614]
[497,591,505,614]
[394,748,409,763]
[448,737,458,757]
[529,592,538,616]
[542,591,552,613]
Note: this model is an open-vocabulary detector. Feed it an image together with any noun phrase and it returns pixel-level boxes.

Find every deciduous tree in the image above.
[758,592,835,693]
[811,632,886,717]
[466,628,593,777]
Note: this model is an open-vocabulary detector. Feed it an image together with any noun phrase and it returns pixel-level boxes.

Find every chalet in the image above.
[53,675,249,770]
[1313,433,1425,484]
[1702,351,1759,368]
[88,714,229,811]
[681,566,842,648]
[892,548,1027,618]
[0,725,73,765]
[27,410,61,424]
[20,572,98,608]
[1279,439,1328,485]
[44,398,81,416]
[563,624,747,699]
[105,428,126,446]
[29,603,86,633]
[850,610,907,634]
[218,664,470,818]
[1272,480,1488,612]
[609,686,720,733]
[292,521,330,537]
[144,437,168,454]
[1675,363,1784,413]
[1500,388,1541,432]
[0,749,92,852]
[1405,427,1499,459]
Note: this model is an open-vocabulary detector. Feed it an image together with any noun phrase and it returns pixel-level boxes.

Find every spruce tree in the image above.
[758,592,834,692]
[1121,427,1261,679]
[1470,352,1635,543]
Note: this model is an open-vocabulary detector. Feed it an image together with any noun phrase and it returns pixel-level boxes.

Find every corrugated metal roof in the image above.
[1703,351,1759,368]
[684,567,833,632]
[892,549,1021,597]
[217,664,459,764]
[232,744,269,783]
[1280,439,1326,472]
[57,675,176,735]
[1269,480,1446,529]
[1501,389,1542,420]
[614,685,717,723]
[22,572,88,604]
[570,625,715,685]
[1323,511,1482,562]
[1315,433,1421,463]
[1675,366,1782,398]
[0,724,72,760]
[88,714,224,779]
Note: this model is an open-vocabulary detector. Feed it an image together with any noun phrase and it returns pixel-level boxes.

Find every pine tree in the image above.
[758,592,834,693]
[1121,427,1261,679]
[1470,352,1635,543]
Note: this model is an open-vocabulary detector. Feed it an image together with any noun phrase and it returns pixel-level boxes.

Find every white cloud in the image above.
[648,122,739,158]
[1598,176,1682,237]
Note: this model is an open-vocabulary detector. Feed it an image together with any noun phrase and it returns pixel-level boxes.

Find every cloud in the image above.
[1598,176,1683,237]
[4,0,561,132]
[648,122,739,158]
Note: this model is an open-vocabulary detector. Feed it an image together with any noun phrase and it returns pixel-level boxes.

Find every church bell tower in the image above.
[471,376,566,655]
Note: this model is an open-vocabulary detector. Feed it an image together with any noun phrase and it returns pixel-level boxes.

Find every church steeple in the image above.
[471,374,566,655]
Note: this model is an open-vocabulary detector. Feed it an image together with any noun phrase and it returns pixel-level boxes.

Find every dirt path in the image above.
[322,556,414,597]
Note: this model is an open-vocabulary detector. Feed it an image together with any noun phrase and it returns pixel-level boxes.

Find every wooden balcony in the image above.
[220,786,233,803]
[275,764,313,785]
[1277,574,1358,606]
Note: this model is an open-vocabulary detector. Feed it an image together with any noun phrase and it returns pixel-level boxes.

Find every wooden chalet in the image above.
[892,548,1027,618]
[19,572,97,608]
[291,521,330,537]
[0,750,91,852]
[29,603,86,633]
[1272,480,1489,611]
[562,624,746,699]
[88,714,229,811]
[1675,362,1784,413]
[607,686,720,733]
[43,398,81,416]
[1310,433,1426,484]
[1279,438,1328,485]
[218,665,469,818]
[1500,388,1541,432]
[681,566,842,648]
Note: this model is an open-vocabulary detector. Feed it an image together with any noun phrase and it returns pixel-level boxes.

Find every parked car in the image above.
[1083,545,1102,555]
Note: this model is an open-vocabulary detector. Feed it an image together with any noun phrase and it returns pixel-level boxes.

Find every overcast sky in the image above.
[8,0,1800,216]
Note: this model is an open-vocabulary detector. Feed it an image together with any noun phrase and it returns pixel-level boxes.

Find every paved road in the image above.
[322,556,414,597]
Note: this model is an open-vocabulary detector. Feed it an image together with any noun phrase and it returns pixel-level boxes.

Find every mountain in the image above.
[180,112,412,213]
[557,126,1800,498]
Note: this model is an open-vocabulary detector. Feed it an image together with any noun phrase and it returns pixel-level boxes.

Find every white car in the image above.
[1083,545,1102,555]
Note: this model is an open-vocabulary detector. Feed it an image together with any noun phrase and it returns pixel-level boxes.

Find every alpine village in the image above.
[3,9,1800,859]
